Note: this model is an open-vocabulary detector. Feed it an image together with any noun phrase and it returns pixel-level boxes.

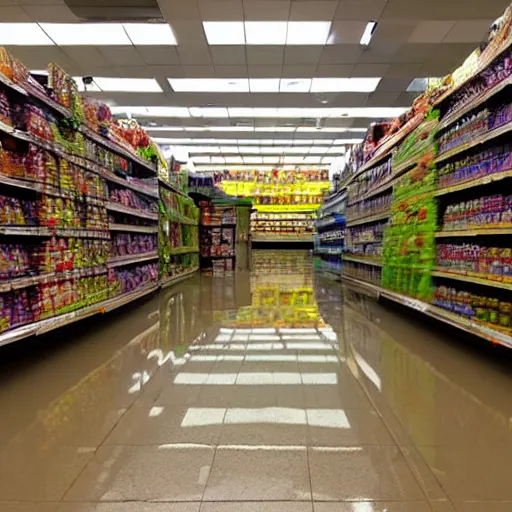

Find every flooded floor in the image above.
[1,250,512,512]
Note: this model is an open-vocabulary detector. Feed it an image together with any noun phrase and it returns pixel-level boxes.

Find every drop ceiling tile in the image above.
[151,65,186,78]
[357,43,399,64]
[393,43,444,64]
[61,47,111,68]
[215,65,249,77]
[371,20,418,45]
[199,0,244,20]
[438,42,483,64]
[419,61,454,77]
[248,65,283,78]
[386,63,424,77]
[282,65,317,77]
[334,0,387,20]
[328,21,367,44]
[158,0,201,21]
[7,46,77,71]
[319,44,362,64]
[247,46,284,65]
[178,46,212,66]
[183,65,216,77]
[172,21,208,46]
[395,91,419,106]
[115,66,159,78]
[99,47,146,67]
[443,20,494,43]
[316,64,353,77]
[137,46,180,66]
[408,21,456,43]
[0,6,31,21]
[329,92,370,107]
[284,46,323,65]
[22,5,78,22]
[351,63,389,77]
[365,90,402,106]
[243,0,290,20]
[289,1,337,21]
[210,46,247,65]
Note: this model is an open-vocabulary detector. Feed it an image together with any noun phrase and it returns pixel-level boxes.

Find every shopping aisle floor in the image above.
[1,250,512,512]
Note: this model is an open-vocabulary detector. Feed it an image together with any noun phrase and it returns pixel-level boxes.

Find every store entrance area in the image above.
[0,250,511,511]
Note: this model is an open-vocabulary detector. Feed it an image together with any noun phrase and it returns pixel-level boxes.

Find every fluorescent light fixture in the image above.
[322,156,335,163]
[263,157,280,164]
[327,146,345,153]
[188,146,220,153]
[145,126,184,132]
[203,21,245,44]
[221,146,238,153]
[273,139,293,145]
[189,107,229,117]
[237,139,261,145]
[333,138,363,144]
[225,156,244,164]
[286,21,331,45]
[292,139,314,145]
[249,79,280,92]
[211,156,226,164]
[170,78,249,92]
[280,79,312,93]
[215,126,254,132]
[310,77,381,93]
[245,22,287,44]
[191,156,211,163]
[123,23,177,45]
[274,127,296,132]
[239,146,260,153]
[244,156,263,164]
[93,77,162,92]
[360,21,377,46]
[309,146,331,154]
[261,147,283,154]
[314,139,333,144]
[146,107,190,117]
[296,127,367,133]
[0,24,55,45]
[40,23,131,45]
[304,156,322,163]
[284,156,303,163]
[287,147,309,154]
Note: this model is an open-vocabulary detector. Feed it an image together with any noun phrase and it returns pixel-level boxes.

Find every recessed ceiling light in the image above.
[40,23,131,45]
[225,156,244,164]
[244,22,287,44]
[145,126,184,132]
[249,79,280,92]
[314,139,334,144]
[0,23,55,45]
[263,157,280,164]
[360,21,377,46]
[280,79,312,93]
[221,146,238,153]
[239,146,260,153]
[244,156,263,164]
[92,77,162,92]
[304,156,322,163]
[203,21,245,45]
[211,156,226,164]
[310,77,381,92]
[146,107,191,117]
[261,147,283,154]
[292,139,315,145]
[309,146,331,154]
[286,22,331,45]
[191,156,211,163]
[333,138,364,144]
[123,23,177,45]
[169,78,249,92]
[284,156,304,163]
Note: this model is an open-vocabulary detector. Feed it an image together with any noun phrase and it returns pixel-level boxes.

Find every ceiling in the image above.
[1,0,509,168]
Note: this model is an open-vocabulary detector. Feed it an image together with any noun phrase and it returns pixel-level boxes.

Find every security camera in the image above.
[82,76,93,85]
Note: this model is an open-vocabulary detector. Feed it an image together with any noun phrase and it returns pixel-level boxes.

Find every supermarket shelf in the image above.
[160,267,199,289]
[352,239,382,245]
[435,169,512,197]
[343,255,383,267]
[342,275,512,349]
[435,121,512,164]
[109,224,158,233]
[348,178,395,206]
[0,282,158,348]
[438,76,512,131]
[169,247,200,255]
[106,202,158,221]
[392,155,421,176]
[158,178,188,197]
[435,227,512,237]
[79,125,157,175]
[107,252,158,268]
[432,269,512,291]
[255,204,320,213]
[0,71,28,95]
[24,83,73,119]
[252,234,313,242]
[346,112,425,184]
[167,214,199,226]
[200,254,235,259]
[0,267,107,293]
[346,211,390,227]
[201,223,236,228]
[0,226,109,238]
[104,172,159,199]
[0,173,42,192]
[316,247,344,255]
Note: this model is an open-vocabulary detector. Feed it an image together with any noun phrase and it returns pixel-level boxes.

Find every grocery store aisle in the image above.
[1,250,512,511]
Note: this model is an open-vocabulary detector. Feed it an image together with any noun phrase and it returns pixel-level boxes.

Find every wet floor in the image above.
[1,250,512,512]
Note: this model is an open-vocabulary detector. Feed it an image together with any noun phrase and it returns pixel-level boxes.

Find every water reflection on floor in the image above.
[0,250,511,511]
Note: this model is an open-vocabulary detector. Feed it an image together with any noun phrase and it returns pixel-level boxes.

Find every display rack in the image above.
[0,49,199,346]
[318,3,512,348]
[214,170,330,245]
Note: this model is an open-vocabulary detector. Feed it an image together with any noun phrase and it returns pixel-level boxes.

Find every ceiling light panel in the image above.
[360,21,377,46]
[292,140,314,145]
[239,146,260,154]
[40,23,131,45]
[304,156,322,163]
[123,23,177,45]
[244,157,263,164]
[286,22,331,45]
[245,22,287,44]
[203,21,245,45]
[146,107,190,117]
[0,23,55,45]
[333,138,364,144]
[263,157,280,164]
[249,79,280,93]
[280,79,312,93]
[225,156,244,164]
[261,147,283,154]
[310,77,381,92]
[221,146,238,153]
[313,139,333,144]
[211,156,226,164]
[145,127,184,132]
[309,147,331,154]
[191,156,211,163]
[93,77,162,92]
[170,79,249,92]
[189,107,229,117]
[284,156,304,163]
